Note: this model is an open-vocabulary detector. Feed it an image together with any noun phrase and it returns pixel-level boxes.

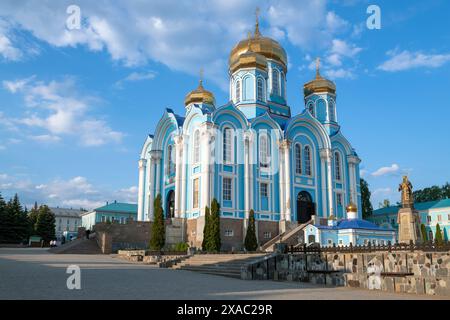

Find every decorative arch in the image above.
[153,109,183,151]
[285,111,332,150]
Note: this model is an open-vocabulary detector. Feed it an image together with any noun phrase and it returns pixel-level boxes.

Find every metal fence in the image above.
[289,240,450,254]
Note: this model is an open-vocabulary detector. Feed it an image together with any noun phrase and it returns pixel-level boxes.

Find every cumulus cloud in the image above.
[0,19,22,61]
[2,76,124,147]
[371,164,400,177]
[378,49,450,72]
[0,0,353,87]
[0,173,137,210]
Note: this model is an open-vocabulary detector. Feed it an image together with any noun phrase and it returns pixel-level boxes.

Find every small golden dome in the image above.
[346,202,358,213]
[303,58,336,96]
[328,214,336,220]
[229,15,287,73]
[184,80,215,106]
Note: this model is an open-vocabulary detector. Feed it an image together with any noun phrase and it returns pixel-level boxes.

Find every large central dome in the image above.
[229,20,287,73]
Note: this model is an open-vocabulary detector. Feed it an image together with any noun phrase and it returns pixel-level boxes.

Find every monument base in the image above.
[397,207,422,244]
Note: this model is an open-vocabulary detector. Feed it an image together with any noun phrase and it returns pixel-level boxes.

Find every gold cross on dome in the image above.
[199,68,204,87]
[316,57,321,77]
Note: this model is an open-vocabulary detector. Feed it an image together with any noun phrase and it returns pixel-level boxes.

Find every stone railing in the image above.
[241,250,450,296]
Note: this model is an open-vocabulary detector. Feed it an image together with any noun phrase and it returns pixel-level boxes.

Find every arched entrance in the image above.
[166,190,175,219]
[297,191,315,224]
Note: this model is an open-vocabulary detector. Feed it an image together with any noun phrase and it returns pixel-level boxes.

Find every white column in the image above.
[347,155,361,206]
[278,141,286,220]
[200,123,214,214]
[154,151,162,199]
[320,149,328,219]
[325,148,334,217]
[282,140,292,222]
[137,159,147,221]
[174,135,183,218]
[180,135,189,218]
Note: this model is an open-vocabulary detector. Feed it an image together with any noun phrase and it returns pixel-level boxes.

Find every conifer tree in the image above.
[150,194,165,250]
[29,202,39,234]
[0,192,13,243]
[435,223,443,245]
[35,205,56,243]
[420,224,428,242]
[201,206,210,251]
[6,194,29,243]
[207,198,221,252]
[244,209,258,251]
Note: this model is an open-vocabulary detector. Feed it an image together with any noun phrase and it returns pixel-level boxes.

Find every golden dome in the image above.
[328,214,336,220]
[184,80,215,106]
[229,17,287,73]
[346,202,358,213]
[303,58,336,96]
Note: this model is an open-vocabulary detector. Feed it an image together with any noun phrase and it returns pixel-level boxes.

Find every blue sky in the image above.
[0,0,449,209]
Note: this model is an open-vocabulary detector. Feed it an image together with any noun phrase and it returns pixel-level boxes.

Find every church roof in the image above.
[94,202,138,214]
[372,198,450,216]
[316,218,394,231]
[165,108,185,127]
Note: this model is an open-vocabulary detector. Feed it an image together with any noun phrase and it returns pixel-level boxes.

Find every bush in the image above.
[435,223,443,245]
[244,209,258,251]
[174,242,189,252]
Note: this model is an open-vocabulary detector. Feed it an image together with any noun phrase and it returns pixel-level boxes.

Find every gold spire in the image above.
[316,57,321,78]
[199,68,204,87]
[254,7,261,37]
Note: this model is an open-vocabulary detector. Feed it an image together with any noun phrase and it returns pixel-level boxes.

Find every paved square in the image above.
[0,248,445,300]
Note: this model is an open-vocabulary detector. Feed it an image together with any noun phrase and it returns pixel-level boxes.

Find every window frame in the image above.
[271,69,279,95]
[193,130,200,164]
[259,133,271,168]
[334,151,342,181]
[304,145,312,176]
[235,79,241,102]
[295,143,302,175]
[223,177,232,202]
[223,127,233,164]
[257,78,264,102]
[192,178,199,209]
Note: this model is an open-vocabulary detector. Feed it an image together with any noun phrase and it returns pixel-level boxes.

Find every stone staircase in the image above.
[260,221,311,252]
[49,235,102,254]
[172,254,268,279]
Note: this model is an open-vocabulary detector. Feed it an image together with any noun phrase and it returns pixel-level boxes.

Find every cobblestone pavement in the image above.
[0,248,445,300]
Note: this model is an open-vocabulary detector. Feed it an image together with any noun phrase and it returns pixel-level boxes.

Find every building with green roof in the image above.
[367,199,450,241]
[81,201,138,230]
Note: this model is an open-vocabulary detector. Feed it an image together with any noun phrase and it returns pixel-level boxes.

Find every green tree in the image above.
[6,194,30,243]
[35,205,56,243]
[0,192,15,243]
[28,202,39,234]
[150,194,165,250]
[413,182,450,203]
[435,224,443,245]
[360,179,373,219]
[378,199,391,209]
[206,198,221,252]
[420,224,428,242]
[201,206,210,251]
[244,209,258,252]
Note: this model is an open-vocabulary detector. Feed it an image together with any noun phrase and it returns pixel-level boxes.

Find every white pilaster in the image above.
[137,159,147,221]
[174,135,183,218]
[200,123,214,214]
[325,148,334,217]
[281,139,292,221]
[278,141,286,219]
[180,134,189,218]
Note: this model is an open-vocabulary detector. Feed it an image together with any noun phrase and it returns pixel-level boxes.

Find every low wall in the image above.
[94,221,152,254]
[241,251,450,296]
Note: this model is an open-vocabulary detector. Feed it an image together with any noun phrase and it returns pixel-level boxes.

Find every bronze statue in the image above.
[398,176,414,209]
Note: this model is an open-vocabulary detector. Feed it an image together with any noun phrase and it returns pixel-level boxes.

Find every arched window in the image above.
[328,100,335,122]
[280,72,285,97]
[166,144,175,175]
[235,80,241,102]
[223,127,233,164]
[259,134,270,168]
[193,130,200,164]
[271,69,279,95]
[295,144,302,175]
[257,78,264,101]
[334,152,341,181]
[308,103,315,117]
[304,146,312,176]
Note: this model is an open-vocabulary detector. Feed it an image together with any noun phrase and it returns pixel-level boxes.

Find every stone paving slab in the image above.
[0,248,447,300]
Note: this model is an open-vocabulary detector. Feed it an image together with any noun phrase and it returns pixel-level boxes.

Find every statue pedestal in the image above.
[397,207,422,244]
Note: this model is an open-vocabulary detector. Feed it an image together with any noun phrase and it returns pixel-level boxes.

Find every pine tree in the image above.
[35,205,56,243]
[244,209,258,252]
[0,192,14,243]
[435,223,443,245]
[150,194,165,251]
[29,202,39,235]
[201,206,210,251]
[207,198,221,252]
[6,194,29,243]
[420,224,428,242]
[360,179,373,219]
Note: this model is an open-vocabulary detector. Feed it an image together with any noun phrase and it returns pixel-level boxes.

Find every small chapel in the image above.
[136,13,394,250]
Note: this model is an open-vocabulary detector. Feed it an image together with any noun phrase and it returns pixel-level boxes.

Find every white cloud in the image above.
[0,0,352,88]
[372,187,393,196]
[371,164,400,177]
[0,173,137,210]
[378,50,450,72]
[0,19,22,61]
[2,76,124,147]
[115,71,156,88]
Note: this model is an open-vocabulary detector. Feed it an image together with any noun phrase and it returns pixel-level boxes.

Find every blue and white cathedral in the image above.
[137,18,395,250]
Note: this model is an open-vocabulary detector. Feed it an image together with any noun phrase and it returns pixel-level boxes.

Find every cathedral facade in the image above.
[137,21,364,250]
